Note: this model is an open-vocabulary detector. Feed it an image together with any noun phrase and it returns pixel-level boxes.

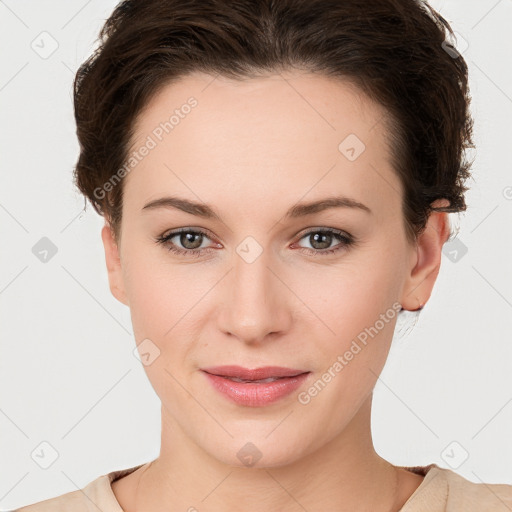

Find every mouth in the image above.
[200,365,310,381]
[217,376,288,383]
[200,366,312,407]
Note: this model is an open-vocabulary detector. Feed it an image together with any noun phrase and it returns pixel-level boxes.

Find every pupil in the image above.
[182,232,202,249]
[312,232,331,250]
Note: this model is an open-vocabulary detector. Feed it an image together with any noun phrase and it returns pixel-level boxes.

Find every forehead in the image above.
[124,71,401,220]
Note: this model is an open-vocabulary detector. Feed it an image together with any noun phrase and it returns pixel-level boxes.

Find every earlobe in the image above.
[401,199,451,311]
[101,222,129,306]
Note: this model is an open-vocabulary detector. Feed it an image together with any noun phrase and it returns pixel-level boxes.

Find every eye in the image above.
[155,227,355,258]
[155,228,218,258]
[293,228,355,256]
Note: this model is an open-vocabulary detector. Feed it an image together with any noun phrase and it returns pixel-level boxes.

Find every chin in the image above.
[201,433,310,470]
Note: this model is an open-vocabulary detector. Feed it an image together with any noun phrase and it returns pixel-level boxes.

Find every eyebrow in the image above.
[141,195,372,219]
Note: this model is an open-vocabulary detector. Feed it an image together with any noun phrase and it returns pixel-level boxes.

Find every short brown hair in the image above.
[73,0,474,245]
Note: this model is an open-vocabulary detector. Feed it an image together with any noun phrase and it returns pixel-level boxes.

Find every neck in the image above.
[127,394,407,512]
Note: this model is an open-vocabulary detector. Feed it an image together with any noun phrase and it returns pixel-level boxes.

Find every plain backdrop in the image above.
[1,0,511,509]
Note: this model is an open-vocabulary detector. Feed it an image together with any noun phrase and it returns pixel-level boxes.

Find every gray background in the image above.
[1,0,511,508]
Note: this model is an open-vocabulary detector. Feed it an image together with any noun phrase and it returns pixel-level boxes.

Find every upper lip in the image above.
[201,365,309,380]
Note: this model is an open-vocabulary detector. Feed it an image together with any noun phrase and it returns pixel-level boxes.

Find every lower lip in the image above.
[202,371,311,407]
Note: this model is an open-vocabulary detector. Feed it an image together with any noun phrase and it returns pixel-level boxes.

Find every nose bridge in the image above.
[218,239,290,342]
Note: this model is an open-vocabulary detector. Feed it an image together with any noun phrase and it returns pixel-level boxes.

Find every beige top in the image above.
[13,462,512,511]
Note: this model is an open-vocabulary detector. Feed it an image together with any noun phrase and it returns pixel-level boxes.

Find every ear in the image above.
[400,199,451,311]
[101,221,129,306]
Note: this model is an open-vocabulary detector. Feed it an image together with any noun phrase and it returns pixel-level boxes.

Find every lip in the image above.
[201,366,311,407]
[201,365,308,380]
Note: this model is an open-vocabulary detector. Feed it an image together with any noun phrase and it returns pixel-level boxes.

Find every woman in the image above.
[15,0,512,510]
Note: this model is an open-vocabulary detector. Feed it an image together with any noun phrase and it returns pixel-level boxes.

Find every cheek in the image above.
[296,249,402,386]
[121,252,194,400]
[318,289,398,373]
[300,255,399,335]
[298,272,400,427]
[120,244,178,340]
[121,245,210,378]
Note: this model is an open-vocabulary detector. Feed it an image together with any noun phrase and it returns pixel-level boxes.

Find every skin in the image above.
[102,70,450,511]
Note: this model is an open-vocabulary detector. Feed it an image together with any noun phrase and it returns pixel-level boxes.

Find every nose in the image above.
[216,247,293,345]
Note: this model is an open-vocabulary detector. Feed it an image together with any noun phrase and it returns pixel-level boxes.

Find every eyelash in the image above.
[155,227,355,258]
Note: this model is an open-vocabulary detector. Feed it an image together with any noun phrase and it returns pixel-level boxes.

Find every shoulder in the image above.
[442,466,512,510]
[12,463,145,512]
[13,487,94,511]
[400,463,512,512]
[12,475,112,512]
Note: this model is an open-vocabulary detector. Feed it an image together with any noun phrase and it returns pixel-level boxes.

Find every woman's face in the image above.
[102,71,445,467]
